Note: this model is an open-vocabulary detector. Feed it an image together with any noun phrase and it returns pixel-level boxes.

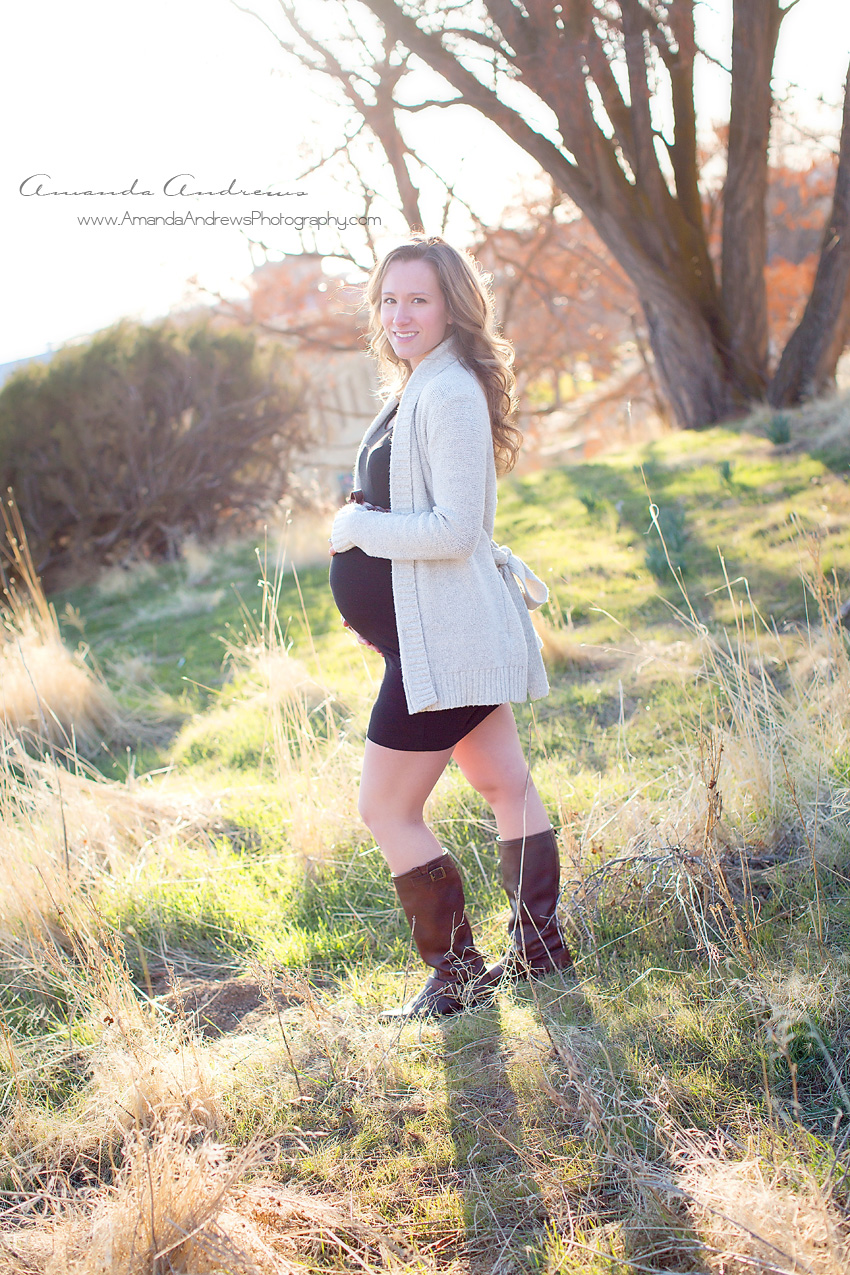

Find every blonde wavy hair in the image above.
[365,236,522,474]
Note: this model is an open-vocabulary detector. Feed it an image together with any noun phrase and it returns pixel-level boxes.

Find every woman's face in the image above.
[380,259,452,370]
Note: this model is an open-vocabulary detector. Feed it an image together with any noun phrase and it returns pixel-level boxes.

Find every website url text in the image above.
[76,211,381,229]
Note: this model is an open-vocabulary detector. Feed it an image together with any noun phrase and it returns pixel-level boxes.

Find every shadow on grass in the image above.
[440,1000,550,1273]
[436,971,718,1273]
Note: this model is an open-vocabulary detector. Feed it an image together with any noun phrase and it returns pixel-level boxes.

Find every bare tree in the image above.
[246,0,849,428]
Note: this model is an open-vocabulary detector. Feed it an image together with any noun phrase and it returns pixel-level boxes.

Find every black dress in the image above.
[329,409,499,751]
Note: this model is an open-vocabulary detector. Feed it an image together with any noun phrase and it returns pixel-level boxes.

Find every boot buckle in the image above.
[429,864,447,881]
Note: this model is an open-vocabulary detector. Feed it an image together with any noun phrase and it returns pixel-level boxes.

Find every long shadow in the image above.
[549,455,815,631]
[440,1000,551,1273]
[457,975,711,1273]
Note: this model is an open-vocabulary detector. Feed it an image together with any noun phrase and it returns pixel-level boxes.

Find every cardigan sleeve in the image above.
[331,381,492,561]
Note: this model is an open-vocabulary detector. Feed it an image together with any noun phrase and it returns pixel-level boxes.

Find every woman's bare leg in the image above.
[359,740,454,875]
[453,706,571,975]
[451,704,550,839]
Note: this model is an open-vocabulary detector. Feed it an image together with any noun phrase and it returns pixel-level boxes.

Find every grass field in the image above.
[1,396,850,1273]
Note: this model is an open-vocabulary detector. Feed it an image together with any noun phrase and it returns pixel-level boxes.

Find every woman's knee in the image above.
[357,765,391,831]
[468,762,534,809]
[358,788,420,838]
[357,787,380,833]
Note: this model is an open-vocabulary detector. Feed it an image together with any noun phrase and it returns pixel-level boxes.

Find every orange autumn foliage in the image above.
[244,253,366,352]
[766,161,836,352]
[471,159,839,411]
[474,201,638,408]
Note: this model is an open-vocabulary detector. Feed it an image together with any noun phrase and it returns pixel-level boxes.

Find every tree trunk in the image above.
[769,67,850,405]
[639,292,736,429]
[720,0,782,398]
[566,206,737,427]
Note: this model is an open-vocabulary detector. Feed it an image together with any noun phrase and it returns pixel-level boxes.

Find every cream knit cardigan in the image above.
[331,336,549,714]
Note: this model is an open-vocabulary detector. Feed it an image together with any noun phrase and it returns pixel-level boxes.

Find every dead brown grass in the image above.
[533,609,621,673]
[0,619,121,753]
[219,547,365,861]
[43,1122,259,1275]
[682,1156,850,1275]
[1,499,124,753]
[1,1163,419,1275]
[0,733,219,944]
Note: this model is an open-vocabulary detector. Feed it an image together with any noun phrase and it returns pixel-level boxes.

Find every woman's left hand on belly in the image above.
[342,619,381,653]
[331,503,391,555]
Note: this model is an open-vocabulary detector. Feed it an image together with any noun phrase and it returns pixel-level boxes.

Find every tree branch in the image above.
[358,0,580,190]
[294,120,368,183]
[620,0,675,237]
[395,96,464,111]
[272,2,425,227]
[441,25,517,60]
[482,0,537,59]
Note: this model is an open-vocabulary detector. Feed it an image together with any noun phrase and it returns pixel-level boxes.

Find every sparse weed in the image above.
[765,411,793,446]
[645,502,688,580]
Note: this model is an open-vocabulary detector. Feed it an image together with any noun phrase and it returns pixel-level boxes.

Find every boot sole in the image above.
[378,985,498,1022]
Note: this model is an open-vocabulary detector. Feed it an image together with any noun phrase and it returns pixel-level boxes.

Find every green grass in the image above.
[51,422,850,744]
[2,407,850,1272]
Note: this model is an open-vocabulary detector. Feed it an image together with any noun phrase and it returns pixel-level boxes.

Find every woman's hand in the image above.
[330,504,363,554]
[331,500,390,556]
[342,619,381,653]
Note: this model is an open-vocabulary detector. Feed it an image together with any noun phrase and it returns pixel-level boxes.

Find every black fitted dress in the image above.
[329,408,499,751]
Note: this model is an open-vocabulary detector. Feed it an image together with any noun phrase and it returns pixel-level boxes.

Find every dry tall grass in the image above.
[222,541,365,861]
[681,1154,850,1275]
[2,491,850,1272]
[538,518,850,997]
[1,498,123,753]
[0,732,219,945]
[39,1122,260,1275]
[533,584,621,674]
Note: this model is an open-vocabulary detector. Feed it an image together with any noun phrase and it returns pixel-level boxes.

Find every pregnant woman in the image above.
[329,235,572,1019]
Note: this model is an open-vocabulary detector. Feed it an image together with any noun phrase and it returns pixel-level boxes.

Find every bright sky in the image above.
[1,0,848,366]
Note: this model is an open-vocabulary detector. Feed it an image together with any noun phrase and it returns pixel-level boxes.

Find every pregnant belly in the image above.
[329,548,399,654]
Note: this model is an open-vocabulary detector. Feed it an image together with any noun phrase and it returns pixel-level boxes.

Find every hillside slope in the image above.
[1,400,849,1273]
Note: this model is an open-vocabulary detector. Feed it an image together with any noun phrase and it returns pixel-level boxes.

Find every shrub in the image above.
[0,318,308,583]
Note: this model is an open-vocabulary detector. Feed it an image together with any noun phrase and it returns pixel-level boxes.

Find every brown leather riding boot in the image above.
[380,853,498,1021]
[494,827,573,978]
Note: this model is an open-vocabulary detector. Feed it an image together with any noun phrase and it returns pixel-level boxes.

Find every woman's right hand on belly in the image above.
[342,619,381,654]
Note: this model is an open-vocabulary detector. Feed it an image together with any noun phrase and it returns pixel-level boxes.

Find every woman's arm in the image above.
[331,384,491,561]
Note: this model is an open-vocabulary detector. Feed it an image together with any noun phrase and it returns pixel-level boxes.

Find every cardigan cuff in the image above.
[331,504,365,554]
